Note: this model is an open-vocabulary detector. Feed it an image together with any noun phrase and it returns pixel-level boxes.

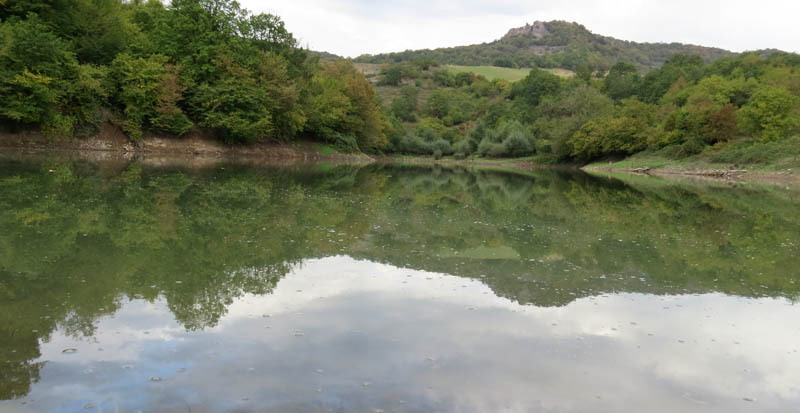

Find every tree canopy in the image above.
[0,0,387,151]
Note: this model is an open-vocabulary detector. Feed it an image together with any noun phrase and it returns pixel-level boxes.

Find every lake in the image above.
[1,157,799,412]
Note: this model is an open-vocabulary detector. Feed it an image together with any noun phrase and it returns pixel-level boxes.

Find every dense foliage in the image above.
[0,0,387,150]
[374,51,800,163]
[356,21,736,72]
[3,4,799,165]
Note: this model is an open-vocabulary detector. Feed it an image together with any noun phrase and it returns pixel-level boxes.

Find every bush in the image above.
[706,136,800,164]
[396,135,433,154]
[390,86,417,122]
[676,137,706,158]
[504,129,534,156]
[431,138,453,155]
[535,139,552,154]
[452,139,472,157]
[475,120,536,158]
[329,131,360,153]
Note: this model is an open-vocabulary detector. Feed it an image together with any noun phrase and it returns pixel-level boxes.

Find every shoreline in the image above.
[1,129,797,184]
[582,165,799,185]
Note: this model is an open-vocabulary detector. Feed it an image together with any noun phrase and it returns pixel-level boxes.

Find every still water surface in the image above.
[1,158,799,412]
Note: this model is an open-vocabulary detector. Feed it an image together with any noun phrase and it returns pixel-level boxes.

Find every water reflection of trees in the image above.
[1,159,799,399]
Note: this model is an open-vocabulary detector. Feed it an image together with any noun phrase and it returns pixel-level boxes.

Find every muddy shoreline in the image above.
[2,126,797,185]
[582,165,799,185]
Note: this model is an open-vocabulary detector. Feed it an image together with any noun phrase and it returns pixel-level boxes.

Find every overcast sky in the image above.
[238,0,800,57]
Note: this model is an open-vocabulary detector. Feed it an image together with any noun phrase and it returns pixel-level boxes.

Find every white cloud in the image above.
[239,0,800,57]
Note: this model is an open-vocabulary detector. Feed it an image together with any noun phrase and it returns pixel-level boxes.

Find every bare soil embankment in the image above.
[0,124,372,168]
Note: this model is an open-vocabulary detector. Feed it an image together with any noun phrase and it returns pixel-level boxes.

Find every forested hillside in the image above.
[2,2,799,167]
[371,52,800,166]
[0,0,387,151]
[355,21,737,72]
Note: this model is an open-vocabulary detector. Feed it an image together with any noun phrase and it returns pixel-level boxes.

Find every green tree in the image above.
[111,54,192,140]
[190,51,299,143]
[304,60,387,151]
[639,54,704,104]
[569,99,659,161]
[510,68,562,119]
[602,62,641,101]
[0,17,105,136]
[532,85,614,159]
[390,86,418,122]
[739,86,800,140]
[378,64,405,86]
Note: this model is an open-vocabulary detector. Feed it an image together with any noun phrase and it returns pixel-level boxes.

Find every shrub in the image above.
[329,131,360,153]
[706,136,800,164]
[396,135,432,154]
[452,139,472,157]
[475,120,535,158]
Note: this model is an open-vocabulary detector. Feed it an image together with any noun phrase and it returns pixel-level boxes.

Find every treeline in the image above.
[377,52,800,163]
[0,0,387,151]
[356,21,736,72]
[3,3,799,164]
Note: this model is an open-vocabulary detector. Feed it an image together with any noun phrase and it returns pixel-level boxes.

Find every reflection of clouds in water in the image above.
[14,256,800,412]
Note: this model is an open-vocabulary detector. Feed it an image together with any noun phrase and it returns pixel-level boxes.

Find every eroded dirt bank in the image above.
[2,125,798,186]
[0,124,372,167]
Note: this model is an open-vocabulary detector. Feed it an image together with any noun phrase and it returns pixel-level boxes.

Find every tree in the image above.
[390,87,418,122]
[0,17,105,136]
[569,99,659,161]
[111,54,192,140]
[639,54,704,104]
[378,64,404,86]
[532,85,614,159]
[739,86,800,141]
[189,51,299,143]
[304,60,387,151]
[602,62,641,101]
[510,68,562,114]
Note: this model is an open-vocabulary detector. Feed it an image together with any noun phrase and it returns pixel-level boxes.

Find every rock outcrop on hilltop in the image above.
[503,21,550,40]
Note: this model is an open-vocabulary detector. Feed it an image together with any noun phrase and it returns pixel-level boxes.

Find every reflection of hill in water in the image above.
[1,159,800,398]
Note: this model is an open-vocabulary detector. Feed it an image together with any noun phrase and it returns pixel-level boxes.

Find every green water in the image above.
[1,157,799,412]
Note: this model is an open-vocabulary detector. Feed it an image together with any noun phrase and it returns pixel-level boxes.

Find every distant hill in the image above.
[310,50,343,60]
[354,21,738,71]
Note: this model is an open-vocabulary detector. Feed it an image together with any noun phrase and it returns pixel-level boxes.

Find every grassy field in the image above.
[446,65,573,82]
[354,62,574,83]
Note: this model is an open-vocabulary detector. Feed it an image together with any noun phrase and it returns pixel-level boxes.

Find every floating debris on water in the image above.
[62,348,78,354]
[149,376,162,382]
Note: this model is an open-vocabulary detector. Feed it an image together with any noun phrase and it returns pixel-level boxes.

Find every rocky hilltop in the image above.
[503,21,550,40]
[355,20,737,71]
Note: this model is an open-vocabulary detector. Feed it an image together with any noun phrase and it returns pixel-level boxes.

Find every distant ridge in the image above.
[310,50,342,60]
[355,20,738,71]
